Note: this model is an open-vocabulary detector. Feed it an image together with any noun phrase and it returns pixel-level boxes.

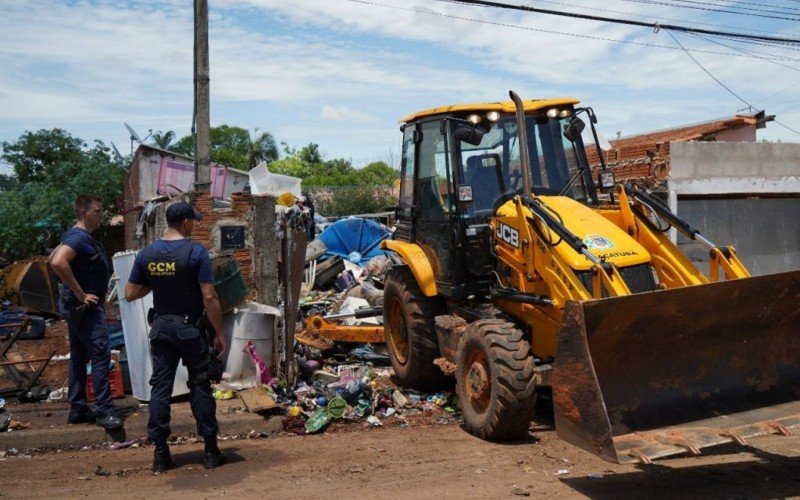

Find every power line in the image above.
[669,0,800,15]
[671,0,800,16]
[710,34,800,53]
[754,79,800,105]
[435,0,800,44]
[524,0,789,35]
[666,30,752,109]
[685,32,800,69]
[667,30,800,136]
[345,0,797,61]
[617,0,800,21]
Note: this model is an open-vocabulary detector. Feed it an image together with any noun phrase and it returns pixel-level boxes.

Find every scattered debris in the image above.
[511,486,531,496]
[109,440,137,451]
[8,420,30,430]
[93,465,111,477]
[239,386,278,413]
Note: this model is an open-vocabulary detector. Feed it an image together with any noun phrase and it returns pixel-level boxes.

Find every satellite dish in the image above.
[110,142,125,164]
[124,122,143,143]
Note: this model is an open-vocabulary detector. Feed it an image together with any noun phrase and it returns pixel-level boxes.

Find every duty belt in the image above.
[154,313,201,325]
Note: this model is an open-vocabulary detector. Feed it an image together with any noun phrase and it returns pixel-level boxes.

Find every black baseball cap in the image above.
[166,201,203,224]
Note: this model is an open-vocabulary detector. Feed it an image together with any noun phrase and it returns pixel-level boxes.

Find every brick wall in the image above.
[191,192,254,283]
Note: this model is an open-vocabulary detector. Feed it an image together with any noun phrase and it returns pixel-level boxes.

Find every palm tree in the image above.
[247,128,279,169]
[152,130,176,151]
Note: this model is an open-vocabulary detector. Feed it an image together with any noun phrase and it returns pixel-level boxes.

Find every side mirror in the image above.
[598,170,616,191]
[457,185,474,203]
[563,117,586,142]
[454,123,485,146]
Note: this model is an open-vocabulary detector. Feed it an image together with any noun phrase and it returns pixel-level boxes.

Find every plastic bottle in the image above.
[305,408,331,434]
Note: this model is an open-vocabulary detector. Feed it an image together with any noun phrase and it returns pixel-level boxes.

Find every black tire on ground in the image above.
[383,266,447,391]
[455,318,537,440]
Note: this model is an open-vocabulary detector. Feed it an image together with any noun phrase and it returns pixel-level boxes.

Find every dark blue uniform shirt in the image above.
[60,227,110,299]
[129,239,214,318]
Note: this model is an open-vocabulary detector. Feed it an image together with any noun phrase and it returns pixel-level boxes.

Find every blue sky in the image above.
[1,0,799,174]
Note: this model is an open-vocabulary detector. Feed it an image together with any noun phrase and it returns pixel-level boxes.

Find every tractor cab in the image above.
[394,98,600,300]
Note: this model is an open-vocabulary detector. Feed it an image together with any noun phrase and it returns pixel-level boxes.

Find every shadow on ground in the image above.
[562,447,800,499]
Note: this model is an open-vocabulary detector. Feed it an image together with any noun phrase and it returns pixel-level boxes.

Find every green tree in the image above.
[173,126,279,170]
[152,130,176,150]
[1,128,84,183]
[356,161,397,186]
[0,131,124,260]
[247,128,279,169]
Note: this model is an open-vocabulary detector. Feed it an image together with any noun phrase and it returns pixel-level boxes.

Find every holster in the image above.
[197,311,223,383]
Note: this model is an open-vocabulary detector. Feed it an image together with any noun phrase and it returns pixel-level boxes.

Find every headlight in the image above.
[559,109,572,118]
[546,108,559,119]
[486,111,500,122]
[467,114,481,124]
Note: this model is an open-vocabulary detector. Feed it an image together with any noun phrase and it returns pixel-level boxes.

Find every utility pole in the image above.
[194,0,211,192]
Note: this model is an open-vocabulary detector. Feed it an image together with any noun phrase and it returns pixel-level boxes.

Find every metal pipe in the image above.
[509,90,533,198]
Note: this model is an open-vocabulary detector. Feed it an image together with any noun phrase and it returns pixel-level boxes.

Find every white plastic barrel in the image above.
[223,301,279,389]
[112,251,189,401]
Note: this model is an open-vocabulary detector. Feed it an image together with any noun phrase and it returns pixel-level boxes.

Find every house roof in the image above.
[586,111,774,166]
[128,144,251,176]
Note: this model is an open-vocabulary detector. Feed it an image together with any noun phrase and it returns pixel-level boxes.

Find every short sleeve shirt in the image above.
[128,239,213,286]
[60,227,110,298]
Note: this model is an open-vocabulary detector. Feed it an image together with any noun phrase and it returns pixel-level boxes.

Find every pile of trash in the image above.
[208,216,461,436]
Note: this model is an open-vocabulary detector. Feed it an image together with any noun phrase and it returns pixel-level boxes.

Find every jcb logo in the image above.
[147,262,176,273]
[495,223,519,248]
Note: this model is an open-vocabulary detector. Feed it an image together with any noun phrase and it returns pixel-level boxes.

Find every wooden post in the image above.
[194,0,211,193]
[251,195,282,372]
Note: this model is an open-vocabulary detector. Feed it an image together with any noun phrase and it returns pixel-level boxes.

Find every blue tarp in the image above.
[319,217,391,264]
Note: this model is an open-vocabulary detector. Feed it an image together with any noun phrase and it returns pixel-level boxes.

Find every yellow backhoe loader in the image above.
[380,91,800,464]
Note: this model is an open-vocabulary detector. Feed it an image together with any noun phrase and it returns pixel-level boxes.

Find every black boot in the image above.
[202,435,226,469]
[152,442,172,472]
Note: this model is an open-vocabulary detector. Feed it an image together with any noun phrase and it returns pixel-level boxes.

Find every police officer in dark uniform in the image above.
[124,201,228,472]
[50,194,123,430]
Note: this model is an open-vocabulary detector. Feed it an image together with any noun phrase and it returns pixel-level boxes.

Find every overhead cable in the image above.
[617,0,800,21]
[436,0,800,44]
[345,0,796,61]
[667,0,800,15]
[524,0,787,35]
[667,30,800,136]
[686,32,800,72]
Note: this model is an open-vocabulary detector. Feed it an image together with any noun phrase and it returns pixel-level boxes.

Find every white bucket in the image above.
[223,301,279,389]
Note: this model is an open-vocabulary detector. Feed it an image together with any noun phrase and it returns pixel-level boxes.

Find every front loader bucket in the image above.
[552,270,800,464]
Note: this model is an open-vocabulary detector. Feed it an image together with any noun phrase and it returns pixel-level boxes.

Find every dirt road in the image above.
[2,418,799,499]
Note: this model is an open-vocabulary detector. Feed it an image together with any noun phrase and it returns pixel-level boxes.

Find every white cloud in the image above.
[0,0,797,165]
[320,105,376,122]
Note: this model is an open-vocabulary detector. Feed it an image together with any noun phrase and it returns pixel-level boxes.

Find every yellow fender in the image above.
[380,240,437,296]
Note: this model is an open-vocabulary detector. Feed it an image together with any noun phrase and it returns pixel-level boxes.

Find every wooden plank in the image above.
[0,356,53,367]
[239,386,278,412]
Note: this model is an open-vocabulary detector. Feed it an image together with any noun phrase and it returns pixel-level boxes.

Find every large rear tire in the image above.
[383,267,446,391]
[456,319,537,440]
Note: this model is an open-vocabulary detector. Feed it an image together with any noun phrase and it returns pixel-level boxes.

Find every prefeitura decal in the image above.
[583,234,614,250]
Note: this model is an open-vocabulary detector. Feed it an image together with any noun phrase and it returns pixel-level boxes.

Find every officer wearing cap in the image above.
[124,201,228,472]
[50,194,123,430]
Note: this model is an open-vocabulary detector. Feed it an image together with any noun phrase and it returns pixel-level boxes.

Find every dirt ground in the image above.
[2,414,799,499]
[4,307,800,498]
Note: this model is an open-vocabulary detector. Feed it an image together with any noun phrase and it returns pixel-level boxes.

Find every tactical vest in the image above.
[141,240,205,318]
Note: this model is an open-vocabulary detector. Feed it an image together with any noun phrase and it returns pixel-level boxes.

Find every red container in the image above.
[86,367,125,401]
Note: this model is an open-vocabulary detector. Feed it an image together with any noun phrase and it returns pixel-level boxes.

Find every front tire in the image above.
[456,319,537,440]
[383,267,446,390]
